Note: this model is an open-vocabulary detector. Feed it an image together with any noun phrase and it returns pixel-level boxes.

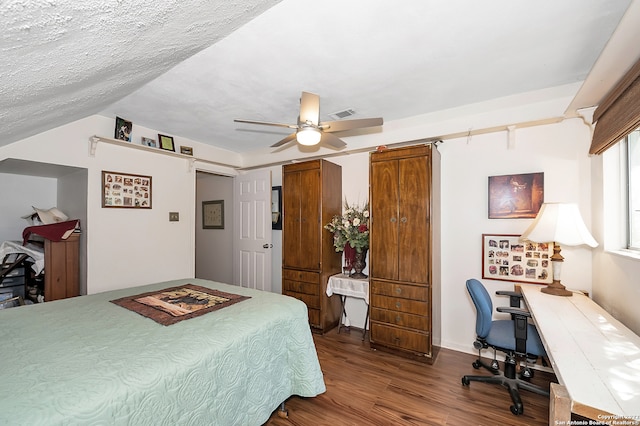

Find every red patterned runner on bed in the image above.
[110,284,250,326]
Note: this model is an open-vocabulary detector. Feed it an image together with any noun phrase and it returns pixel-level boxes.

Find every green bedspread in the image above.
[0,278,325,425]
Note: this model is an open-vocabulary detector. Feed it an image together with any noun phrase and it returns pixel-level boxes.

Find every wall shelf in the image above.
[89,136,235,171]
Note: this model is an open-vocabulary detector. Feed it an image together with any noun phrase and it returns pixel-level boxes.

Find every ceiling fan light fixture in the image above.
[296,127,321,146]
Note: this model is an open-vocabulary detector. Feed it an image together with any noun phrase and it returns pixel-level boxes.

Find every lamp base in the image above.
[541,280,572,297]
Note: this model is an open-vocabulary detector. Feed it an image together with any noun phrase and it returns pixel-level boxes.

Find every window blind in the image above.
[590,58,640,155]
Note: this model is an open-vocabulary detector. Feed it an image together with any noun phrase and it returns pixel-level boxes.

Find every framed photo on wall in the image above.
[102,170,152,209]
[203,200,224,229]
[488,172,544,219]
[272,186,282,230]
[482,234,553,284]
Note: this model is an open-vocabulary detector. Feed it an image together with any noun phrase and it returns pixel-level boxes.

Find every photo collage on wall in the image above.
[102,171,152,209]
[482,234,553,284]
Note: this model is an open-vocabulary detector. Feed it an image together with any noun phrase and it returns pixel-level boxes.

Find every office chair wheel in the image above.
[510,404,524,415]
[461,377,470,386]
[472,361,481,369]
[520,367,533,379]
[490,360,499,370]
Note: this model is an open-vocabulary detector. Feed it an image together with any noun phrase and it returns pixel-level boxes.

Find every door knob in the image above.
[263,243,273,248]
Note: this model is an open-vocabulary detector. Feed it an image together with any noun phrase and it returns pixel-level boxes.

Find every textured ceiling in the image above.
[0,0,636,157]
[0,0,281,146]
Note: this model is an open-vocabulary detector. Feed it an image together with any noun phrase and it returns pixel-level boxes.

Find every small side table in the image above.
[326,273,369,340]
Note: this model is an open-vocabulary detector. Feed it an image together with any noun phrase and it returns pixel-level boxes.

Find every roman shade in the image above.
[590,58,640,155]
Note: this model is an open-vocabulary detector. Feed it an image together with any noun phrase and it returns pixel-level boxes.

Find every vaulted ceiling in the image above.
[1,0,637,157]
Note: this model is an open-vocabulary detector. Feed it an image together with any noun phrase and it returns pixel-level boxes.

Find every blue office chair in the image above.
[461,278,549,415]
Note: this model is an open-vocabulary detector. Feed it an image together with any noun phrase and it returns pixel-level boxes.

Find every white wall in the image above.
[0,115,238,294]
[0,174,57,242]
[438,118,594,353]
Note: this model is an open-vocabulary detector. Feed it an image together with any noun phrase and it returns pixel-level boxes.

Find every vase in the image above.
[350,248,368,279]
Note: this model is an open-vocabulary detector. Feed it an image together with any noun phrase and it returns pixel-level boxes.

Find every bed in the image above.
[0,278,326,425]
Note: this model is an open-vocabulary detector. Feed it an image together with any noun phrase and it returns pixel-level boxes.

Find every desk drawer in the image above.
[371,307,428,330]
[371,281,427,301]
[371,294,428,316]
[283,269,319,284]
[371,322,430,354]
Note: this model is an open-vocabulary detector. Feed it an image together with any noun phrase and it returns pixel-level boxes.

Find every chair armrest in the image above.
[496,290,523,308]
[496,306,531,318]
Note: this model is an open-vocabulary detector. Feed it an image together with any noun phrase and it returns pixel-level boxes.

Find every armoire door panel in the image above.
[298,169,321,270]
[398,156,430,283]
[370,160,399,280]
[282,171,302,268]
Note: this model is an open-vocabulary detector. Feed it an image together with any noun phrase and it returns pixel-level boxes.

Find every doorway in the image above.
[195,171,234,284]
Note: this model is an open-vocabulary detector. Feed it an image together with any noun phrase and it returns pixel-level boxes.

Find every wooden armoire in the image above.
[282,159,343,333]
[369,144,441,363]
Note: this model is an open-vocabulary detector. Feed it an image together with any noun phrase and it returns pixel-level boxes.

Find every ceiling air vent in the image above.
[328,108,356,120]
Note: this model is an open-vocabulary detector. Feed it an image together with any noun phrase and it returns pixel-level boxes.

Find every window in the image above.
[626,128,640,250]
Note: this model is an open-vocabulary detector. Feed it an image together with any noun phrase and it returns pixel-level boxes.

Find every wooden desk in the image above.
[520,285,640,424]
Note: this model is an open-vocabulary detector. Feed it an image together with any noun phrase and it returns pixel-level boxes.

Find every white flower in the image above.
[363,210,369,218]
[353,218,361,226]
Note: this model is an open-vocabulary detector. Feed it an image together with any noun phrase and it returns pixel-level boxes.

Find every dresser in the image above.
[282,159,342,333]
[369,144,441,363]
[44,233,80,301]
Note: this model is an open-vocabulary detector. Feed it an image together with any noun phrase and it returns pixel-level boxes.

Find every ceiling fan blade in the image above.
[234,119,297,129]
[299,92,320,126]
[321,117,383,133]
[321,132,347,149]
[270,132,297,148]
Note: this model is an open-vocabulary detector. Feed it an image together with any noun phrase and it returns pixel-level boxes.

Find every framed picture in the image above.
[482,234,553,284]
[158,134,175,152]
[180,146,193,156]
[203,200,224,229]
[102,170,152,209]
[488,172,544,219]
[115,116,132,142]
[141,137,156,148]
[272,186,282,230]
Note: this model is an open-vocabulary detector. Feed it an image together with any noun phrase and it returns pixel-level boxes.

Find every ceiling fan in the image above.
[234,92,383,148]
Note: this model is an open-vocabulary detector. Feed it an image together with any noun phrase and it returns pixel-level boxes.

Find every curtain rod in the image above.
[236,115,567,171]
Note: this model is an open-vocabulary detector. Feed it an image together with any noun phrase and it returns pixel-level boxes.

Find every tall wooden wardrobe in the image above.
[369,144,441,363]
[282,159,343,333]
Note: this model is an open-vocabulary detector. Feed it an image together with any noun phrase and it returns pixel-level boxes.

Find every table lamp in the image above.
[520,202,598,296]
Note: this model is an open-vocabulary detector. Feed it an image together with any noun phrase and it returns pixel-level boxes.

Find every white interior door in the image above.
[233,169,272,291]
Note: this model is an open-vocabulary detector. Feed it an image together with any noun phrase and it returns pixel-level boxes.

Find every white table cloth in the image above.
[326,274,369,329]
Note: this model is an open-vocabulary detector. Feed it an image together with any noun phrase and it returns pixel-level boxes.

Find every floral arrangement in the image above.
[324,200,370,254]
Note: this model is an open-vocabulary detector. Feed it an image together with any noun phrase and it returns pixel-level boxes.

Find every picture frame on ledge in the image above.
[141,137,156,148]
[158,134,175,152]
[115,117,132,142]
[482,234,553,284]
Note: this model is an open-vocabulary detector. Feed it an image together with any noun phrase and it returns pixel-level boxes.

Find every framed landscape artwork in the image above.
[488,172,544,219]
[482,234,553,284]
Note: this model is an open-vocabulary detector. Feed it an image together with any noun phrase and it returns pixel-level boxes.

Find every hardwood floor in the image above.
[265,327,556,425]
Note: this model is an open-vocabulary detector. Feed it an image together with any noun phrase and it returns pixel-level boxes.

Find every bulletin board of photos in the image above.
[482,234,553,284]
[102,170,152,209]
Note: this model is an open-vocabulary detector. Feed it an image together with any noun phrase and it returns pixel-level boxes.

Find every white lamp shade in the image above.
[296,127,322,146]
[521,202,598,247]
